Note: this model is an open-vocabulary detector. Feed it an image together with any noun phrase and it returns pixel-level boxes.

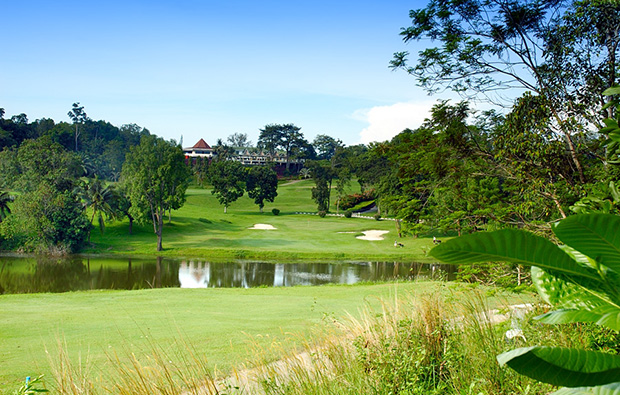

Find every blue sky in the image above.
[2,0,442,146]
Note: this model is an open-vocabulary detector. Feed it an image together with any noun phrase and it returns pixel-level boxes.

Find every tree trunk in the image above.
[156,211,164,251]
[128,214,134,235]
[224,205,228,214]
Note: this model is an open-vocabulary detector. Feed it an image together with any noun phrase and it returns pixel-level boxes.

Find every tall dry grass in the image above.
[43,288,599,395]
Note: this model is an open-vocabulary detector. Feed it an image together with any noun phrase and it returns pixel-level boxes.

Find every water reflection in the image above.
[0,255,455,294]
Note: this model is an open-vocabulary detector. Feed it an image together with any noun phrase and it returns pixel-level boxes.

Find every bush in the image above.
[318,210,327,218]
[340,189,376,210]
[374,213,381,221]
[271,208,280,216]
[344,210,353,218]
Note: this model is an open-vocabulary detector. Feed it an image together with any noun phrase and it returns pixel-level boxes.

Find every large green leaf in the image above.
[497,347,620,387]
[429,229,601,282]
[532,266,614,310]
[552,383,620,395]
[554,214,620,275]
[603,87,620,96]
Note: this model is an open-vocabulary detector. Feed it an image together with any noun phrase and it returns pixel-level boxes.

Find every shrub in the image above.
[373,213,381,221]
[344,210,353,218]
[271,208,280,216]
[339,189,377,210]
[318,211,327,218]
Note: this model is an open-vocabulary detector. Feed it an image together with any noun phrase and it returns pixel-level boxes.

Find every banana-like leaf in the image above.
[531,265,617,310]
[536,308,620,331]
[429,229,602,282]
[552,383,620,395]
[554,214,620,275]
[603,87,620,96]
[497,347,620,387]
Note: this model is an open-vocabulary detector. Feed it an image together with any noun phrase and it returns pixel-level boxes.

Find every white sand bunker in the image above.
[356,230,389,241]
[249,224,277,230]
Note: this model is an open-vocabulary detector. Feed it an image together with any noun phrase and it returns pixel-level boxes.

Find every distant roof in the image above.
[192,139,211,149]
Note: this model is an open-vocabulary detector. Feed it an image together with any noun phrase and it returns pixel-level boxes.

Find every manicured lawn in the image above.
[87,180,439,261]
[0,282,455,391]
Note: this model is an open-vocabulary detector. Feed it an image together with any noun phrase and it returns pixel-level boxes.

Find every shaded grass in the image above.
[87,180,438,261]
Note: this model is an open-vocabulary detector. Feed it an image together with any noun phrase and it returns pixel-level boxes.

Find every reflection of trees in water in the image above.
[0,256,180,293]
[0,256,456,293]
[177,261,457,288]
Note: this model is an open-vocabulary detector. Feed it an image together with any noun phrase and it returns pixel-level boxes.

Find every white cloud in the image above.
[355,101,436,145]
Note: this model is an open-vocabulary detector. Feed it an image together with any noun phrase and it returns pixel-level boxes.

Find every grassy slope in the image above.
[87,180,438,261]
[0,282,454,391]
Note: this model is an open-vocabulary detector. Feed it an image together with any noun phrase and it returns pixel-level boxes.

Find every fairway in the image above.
[88,180,439,261]
[1,282,444,391]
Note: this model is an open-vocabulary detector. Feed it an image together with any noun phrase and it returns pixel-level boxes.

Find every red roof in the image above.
[193,139,211,149]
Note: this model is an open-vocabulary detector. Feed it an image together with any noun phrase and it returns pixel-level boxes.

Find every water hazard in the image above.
[0,255,456,294]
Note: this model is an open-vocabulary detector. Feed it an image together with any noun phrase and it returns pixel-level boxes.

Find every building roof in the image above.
[192,138,211,149]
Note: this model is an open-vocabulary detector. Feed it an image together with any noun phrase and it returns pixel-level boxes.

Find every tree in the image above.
[258,123,307,170]
[121,135,190,251]
[207,160,246,213]
[308,161,335,212]
[0,138,89,252]
[109,186,135,235]
[1,183,90,253]
[75,177,116,241]
[391,0,620,184]
[313,134,343,160]
[227,132,252,147]
[246,166,278,213]
[67,102,90,152]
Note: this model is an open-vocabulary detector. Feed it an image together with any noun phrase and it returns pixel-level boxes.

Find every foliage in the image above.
[392,1,620,189]
[339,189,376,210]
[121,135,190,251]
[344,209,352,218]
[258,123,312,169]
[430,214,620,392]
[246,166,278,213]
[373,213,381,221]
[317,210,326,218]
[0,137,90,253]
[1,183,90,253]
[74,177,116,239]
[271,208,280,216]
[207,160,246,213]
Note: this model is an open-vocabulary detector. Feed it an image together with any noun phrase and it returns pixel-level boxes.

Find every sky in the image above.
[2,0,448,147]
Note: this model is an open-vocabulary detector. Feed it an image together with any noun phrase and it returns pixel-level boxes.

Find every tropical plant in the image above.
[0,190,13,222]
[74,177,116,240]
[430,213,620,393]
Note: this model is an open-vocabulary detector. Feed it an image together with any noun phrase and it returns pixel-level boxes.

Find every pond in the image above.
[0,255,456,294]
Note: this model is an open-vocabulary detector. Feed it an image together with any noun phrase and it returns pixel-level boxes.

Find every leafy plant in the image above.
[271,208,280,216]
[430,214,620,393]
[373,213,381,221]
[344,209,353,218]
[318,210,326,218]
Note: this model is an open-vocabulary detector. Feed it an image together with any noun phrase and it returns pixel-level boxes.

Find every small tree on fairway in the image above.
[121,135,190,251]
[208,160,246,213]
[246,166,278,213]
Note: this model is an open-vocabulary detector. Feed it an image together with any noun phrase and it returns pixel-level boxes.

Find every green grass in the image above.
[0,281,451,392]
[87,180,439,261]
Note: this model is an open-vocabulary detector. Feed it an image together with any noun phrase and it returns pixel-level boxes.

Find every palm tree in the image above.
[76,177,116,241]
[0,191,14,222]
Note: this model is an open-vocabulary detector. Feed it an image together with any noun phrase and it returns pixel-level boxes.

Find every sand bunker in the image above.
[356,230,389,241]
[249,224,277,230]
